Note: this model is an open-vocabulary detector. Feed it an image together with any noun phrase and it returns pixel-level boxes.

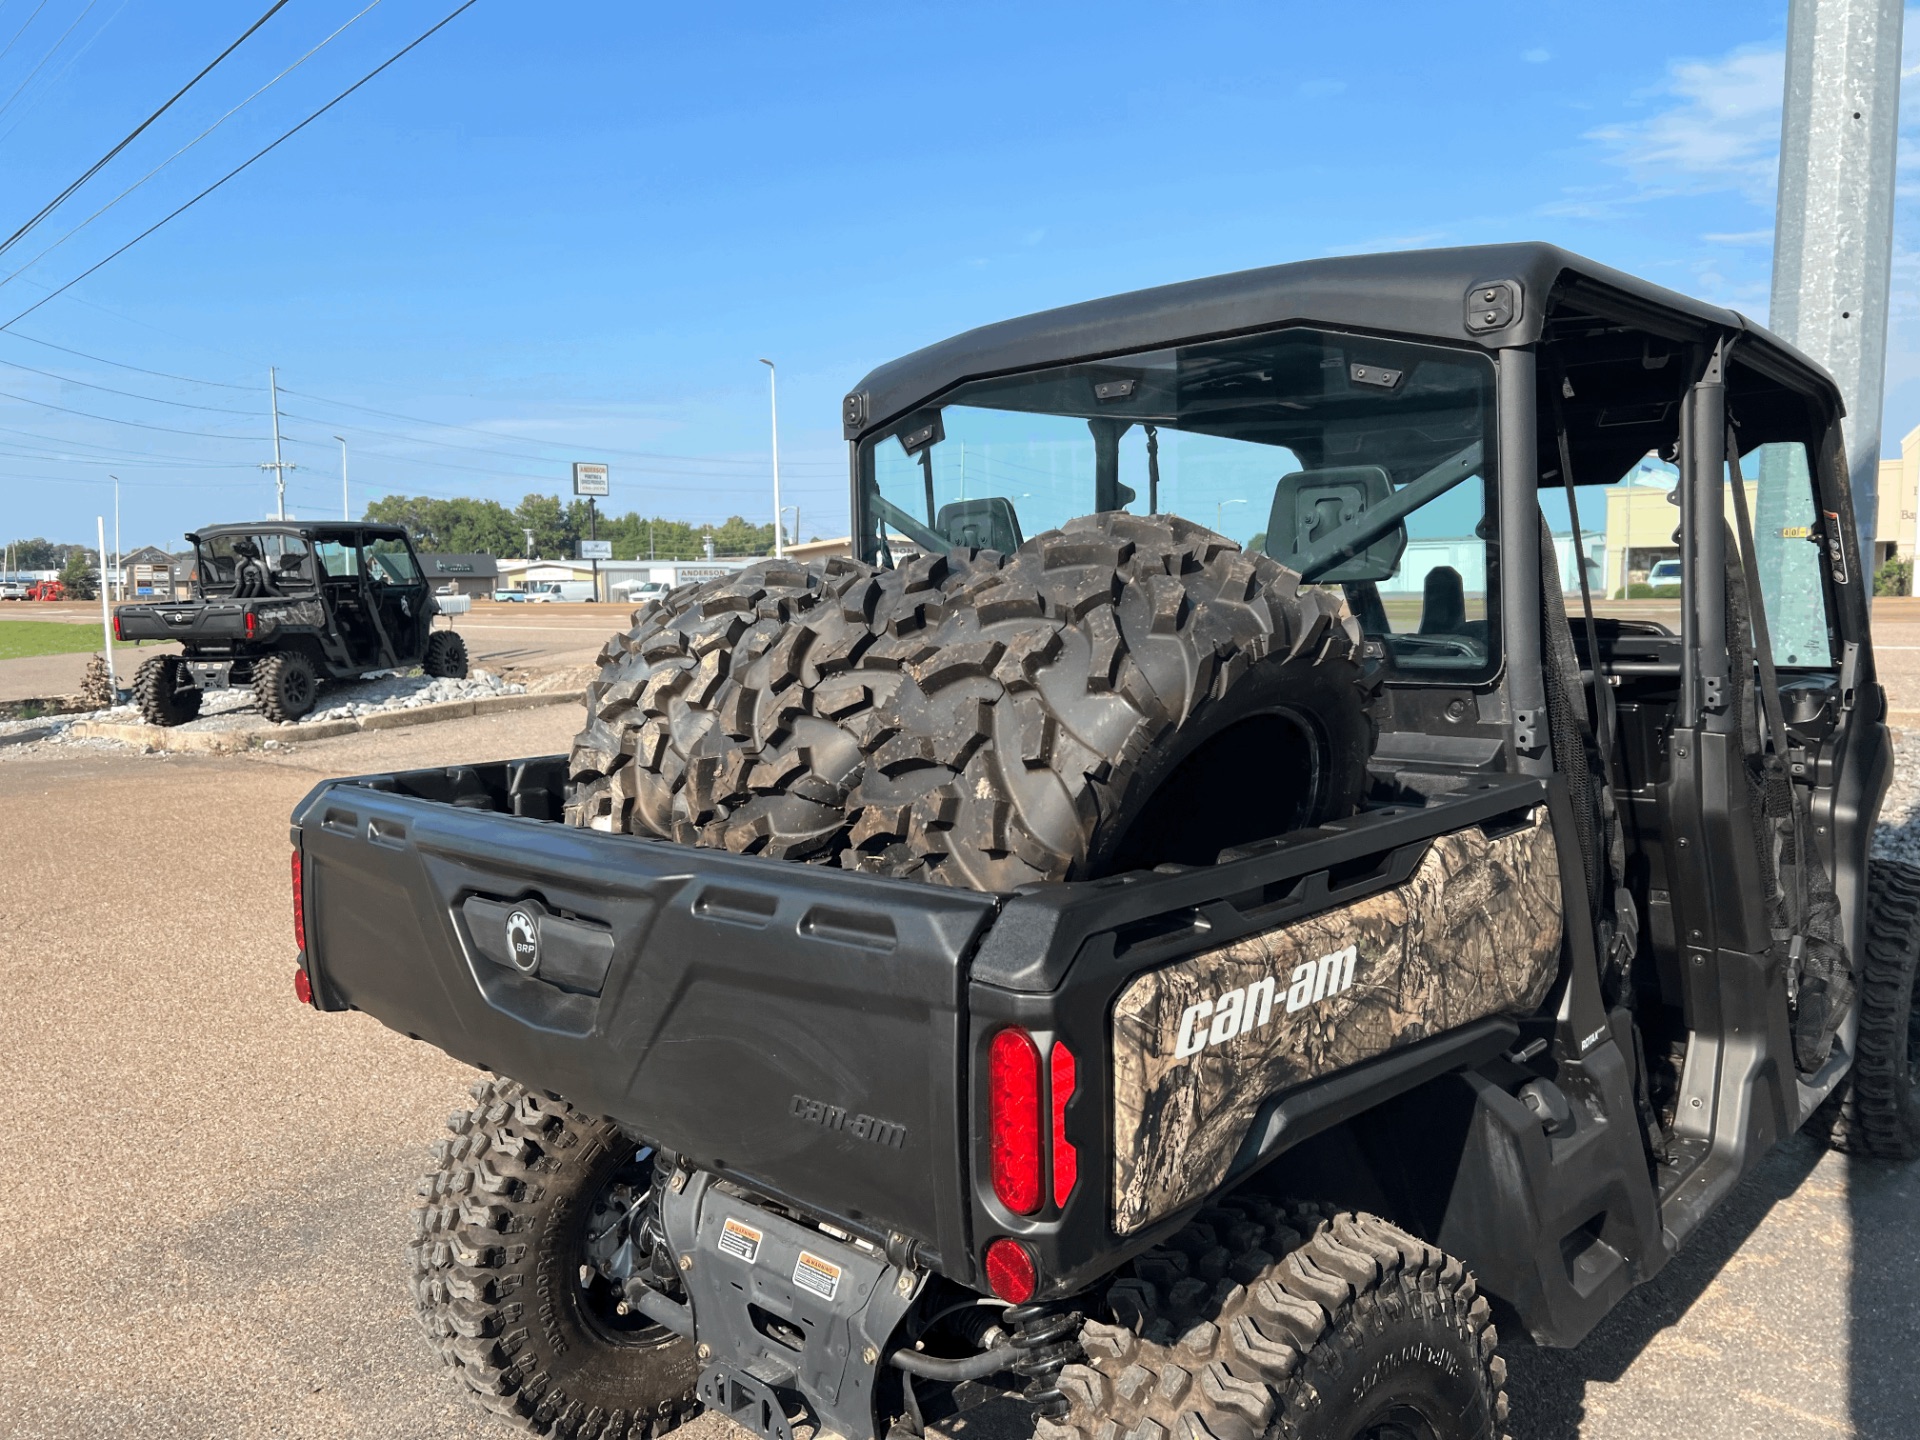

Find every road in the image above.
[0,708,1917,1438]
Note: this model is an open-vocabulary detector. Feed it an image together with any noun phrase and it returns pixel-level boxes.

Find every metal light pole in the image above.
[1770,0,1904,569]
[759,358,783,557]
[96,516,115,693]
[334,435,349,520]
[111,475,120,602]
[1217,497,1246,536]
[260,365,296,519]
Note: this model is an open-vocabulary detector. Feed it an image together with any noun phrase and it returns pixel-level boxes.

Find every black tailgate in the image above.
[293,762,1001,1264]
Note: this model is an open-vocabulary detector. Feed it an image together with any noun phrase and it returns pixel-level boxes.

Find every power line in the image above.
[0,353,260,413]
[0,0,128,148]
[0,0,291,263]
[0,1,379,291]
[0,4,54,72]
[0,386,258,437]
[0,0,483,334]
[0,327,256,389]
[0,0,101,132]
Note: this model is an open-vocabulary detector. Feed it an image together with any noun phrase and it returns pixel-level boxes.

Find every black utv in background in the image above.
[114,521,468,724]
[292,245,1914,1440]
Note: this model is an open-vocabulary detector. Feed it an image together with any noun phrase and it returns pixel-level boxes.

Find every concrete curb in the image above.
[64,688,582,753]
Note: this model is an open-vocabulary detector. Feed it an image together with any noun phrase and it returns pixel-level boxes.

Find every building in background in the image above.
[418,552,500,597]
[1874,423,1920,574]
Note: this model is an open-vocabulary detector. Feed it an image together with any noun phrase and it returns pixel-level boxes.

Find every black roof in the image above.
[844,242,1837,439]
[186,521,409,542]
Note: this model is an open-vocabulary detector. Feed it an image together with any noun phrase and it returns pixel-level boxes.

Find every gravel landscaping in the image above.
[0,668,524,750]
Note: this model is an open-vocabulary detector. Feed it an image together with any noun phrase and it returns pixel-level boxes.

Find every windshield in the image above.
[194,532,315,596]
[857,326,1499,678]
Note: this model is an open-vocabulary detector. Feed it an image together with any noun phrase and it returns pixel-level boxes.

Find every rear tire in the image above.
[423,630,470,679]
[412,1078,700,1439]
[132,654,201,726]
[1047,1203,1508,1440]
[1810,859,1920,1161]
[253,650,319,723]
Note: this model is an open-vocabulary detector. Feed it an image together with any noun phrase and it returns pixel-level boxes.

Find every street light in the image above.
[1217,497,1246,536]
[333,436,349,521]
[758,358,782,558]
[110,475,120,602]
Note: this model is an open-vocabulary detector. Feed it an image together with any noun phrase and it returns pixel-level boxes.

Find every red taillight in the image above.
[245,610,257,638]
[1050,1041,1077,1206]
[988,1028,1042,1214]
[112,612,122,641]
[983,1238,1036,1303]
[294,967,313,1006]
[291,848,306,952]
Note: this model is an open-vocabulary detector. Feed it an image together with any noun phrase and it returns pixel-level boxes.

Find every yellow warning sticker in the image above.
[793,1249,843,1301]
[718,1216,763,1264]
[1781,525,1812,539]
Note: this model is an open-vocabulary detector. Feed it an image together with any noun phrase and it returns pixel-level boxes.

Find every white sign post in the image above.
[573,465,611,598]
[96,516,117,695]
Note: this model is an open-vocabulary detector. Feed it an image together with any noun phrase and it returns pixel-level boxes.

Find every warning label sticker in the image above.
[718,1217,763,1264]
[792,1250,842,1302]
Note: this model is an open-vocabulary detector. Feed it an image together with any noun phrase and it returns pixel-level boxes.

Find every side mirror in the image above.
[1264,465,1407,583]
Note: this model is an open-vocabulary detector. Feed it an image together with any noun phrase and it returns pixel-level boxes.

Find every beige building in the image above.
[1874,422,1920,571]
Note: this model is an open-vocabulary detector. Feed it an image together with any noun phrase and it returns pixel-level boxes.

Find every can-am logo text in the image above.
[1174,945,1359,1060]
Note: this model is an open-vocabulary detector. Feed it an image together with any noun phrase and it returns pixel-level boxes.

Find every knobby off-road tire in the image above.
[412,1078,700,1440]
[1046,1202,1508,1440]
[1810,859,1920,1161]
[131,654,201,726]
[568,514,1372,889]
[253,650,319,722]
[424,629,471,679]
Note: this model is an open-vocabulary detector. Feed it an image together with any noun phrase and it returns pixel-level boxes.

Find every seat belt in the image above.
[1549,371,1619,798]
[1723,422,1808,936]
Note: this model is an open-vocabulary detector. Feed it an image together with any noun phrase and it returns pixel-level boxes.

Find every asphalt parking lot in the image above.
[1,665,1917,1438]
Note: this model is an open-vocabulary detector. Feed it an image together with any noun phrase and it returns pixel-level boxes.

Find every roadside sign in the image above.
[578,539,613,560]
[573,462,610,497]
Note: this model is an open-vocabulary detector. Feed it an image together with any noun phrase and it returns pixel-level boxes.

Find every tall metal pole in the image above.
[111,475,120,603]
[261,366,296,519]
[96,516,116,693]
[334,435,349,520]
[1770,0,1904,568]
[759,358,783,557]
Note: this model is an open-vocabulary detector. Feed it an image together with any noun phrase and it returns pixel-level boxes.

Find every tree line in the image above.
[360,494,792,560]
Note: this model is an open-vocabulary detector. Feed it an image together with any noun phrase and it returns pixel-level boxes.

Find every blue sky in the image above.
[1,0,1917,549]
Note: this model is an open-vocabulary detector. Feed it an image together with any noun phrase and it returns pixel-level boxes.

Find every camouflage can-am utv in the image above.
[114,521,469,725]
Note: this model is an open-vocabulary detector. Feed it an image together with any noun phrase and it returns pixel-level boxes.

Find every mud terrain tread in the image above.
[841,512,1372,889]
[568,517,1371,890]
[423,630,470,679]
[411,1077,699,1440]
[1043,1203,1507,1440]
[566,552,999,858]
[131,654,201,726]
[1810,859,1920,1160]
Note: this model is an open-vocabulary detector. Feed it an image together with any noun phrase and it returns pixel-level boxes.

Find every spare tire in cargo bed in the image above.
[567,512,1375,889]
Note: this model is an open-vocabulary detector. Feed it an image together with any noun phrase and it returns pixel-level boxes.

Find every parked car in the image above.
[491,587,526,602]
[1646,557,1683,586]
[0,580,26,600]
[613,578,670,602]
[524,579,595,602]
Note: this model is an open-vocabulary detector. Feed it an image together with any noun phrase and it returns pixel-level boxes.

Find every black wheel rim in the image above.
[286,667,314,708]
[571,1145,681,1350]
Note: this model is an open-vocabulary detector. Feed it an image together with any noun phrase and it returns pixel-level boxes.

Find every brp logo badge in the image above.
[505,908,540,974]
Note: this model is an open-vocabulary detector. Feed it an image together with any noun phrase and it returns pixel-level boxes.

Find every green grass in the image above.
[0,619,157,661]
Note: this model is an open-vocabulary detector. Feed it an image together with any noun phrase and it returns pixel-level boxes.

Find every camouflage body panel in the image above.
[1110,808,1563,1234]
[255,596,327,634]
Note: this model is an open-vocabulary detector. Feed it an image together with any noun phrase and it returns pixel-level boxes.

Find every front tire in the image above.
[132,655,201,726]
[254,650,318,723]
[412,1079,700,1439]
[1811,860,1920,1161]
[1048,1202,1508,1440]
